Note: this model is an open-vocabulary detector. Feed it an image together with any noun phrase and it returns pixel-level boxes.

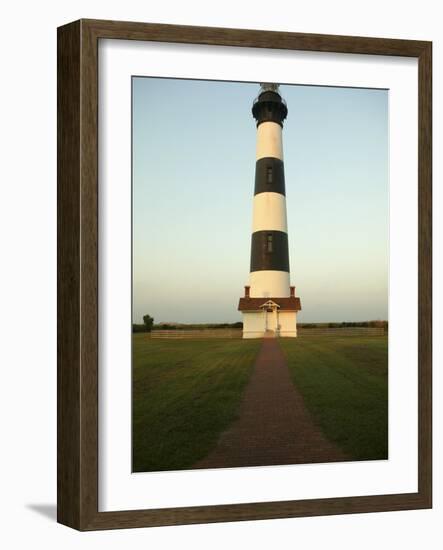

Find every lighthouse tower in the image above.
[238,83,301,338]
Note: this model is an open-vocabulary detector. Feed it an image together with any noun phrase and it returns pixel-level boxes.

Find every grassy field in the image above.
[280,336,388,461]
[132,335,261,472]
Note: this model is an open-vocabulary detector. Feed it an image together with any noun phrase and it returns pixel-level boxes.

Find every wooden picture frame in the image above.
[57,19,432,530]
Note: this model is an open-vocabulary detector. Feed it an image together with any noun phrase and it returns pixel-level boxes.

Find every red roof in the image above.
[238,296,302,312]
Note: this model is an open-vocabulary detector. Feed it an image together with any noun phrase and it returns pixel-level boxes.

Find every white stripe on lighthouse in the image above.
[256,121,283,161]
[249,270,290,298]
[252,192,288,233]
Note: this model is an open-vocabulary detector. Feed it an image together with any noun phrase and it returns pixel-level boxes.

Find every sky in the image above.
[132,77,388,324]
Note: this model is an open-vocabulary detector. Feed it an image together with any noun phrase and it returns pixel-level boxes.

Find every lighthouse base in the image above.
[241,311,298,339]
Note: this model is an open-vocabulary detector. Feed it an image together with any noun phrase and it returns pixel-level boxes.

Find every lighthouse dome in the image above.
[252,83,288,127]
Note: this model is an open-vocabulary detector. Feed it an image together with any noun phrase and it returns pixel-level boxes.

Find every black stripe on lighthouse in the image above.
[250,230,290,272]
[254,158,286,196]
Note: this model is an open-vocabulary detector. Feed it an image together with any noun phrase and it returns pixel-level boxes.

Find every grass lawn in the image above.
[280,336,388,461]
[132,335,261,472]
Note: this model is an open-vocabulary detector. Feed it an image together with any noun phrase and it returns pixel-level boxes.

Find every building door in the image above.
[261,301,280,335]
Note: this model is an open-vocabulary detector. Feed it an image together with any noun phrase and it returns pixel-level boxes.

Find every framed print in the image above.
[57,19,432,530]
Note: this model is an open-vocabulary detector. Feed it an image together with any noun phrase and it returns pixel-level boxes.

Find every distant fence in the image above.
[298,327,386,337]
[150,329,243,339]
[150,327,385,339]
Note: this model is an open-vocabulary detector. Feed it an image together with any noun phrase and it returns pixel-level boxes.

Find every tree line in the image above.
[298,320,388,329]
[132,315,387,333]
[132,315,243,333]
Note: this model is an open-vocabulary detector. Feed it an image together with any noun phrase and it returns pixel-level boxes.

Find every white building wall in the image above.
[242,311,266,339]
[242,310,298,338]
[278,311,298,337]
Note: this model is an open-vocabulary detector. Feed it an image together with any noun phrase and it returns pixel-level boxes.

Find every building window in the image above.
[266,166,273,184]
[267,233,273,252]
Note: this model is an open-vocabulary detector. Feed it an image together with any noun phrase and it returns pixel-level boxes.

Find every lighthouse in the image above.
[238,83,301,338]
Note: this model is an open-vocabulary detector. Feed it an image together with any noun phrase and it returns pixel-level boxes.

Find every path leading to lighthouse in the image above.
[194,338,347,469]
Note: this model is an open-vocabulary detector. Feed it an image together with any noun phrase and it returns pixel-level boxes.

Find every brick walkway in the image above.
[194,338,347,469]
